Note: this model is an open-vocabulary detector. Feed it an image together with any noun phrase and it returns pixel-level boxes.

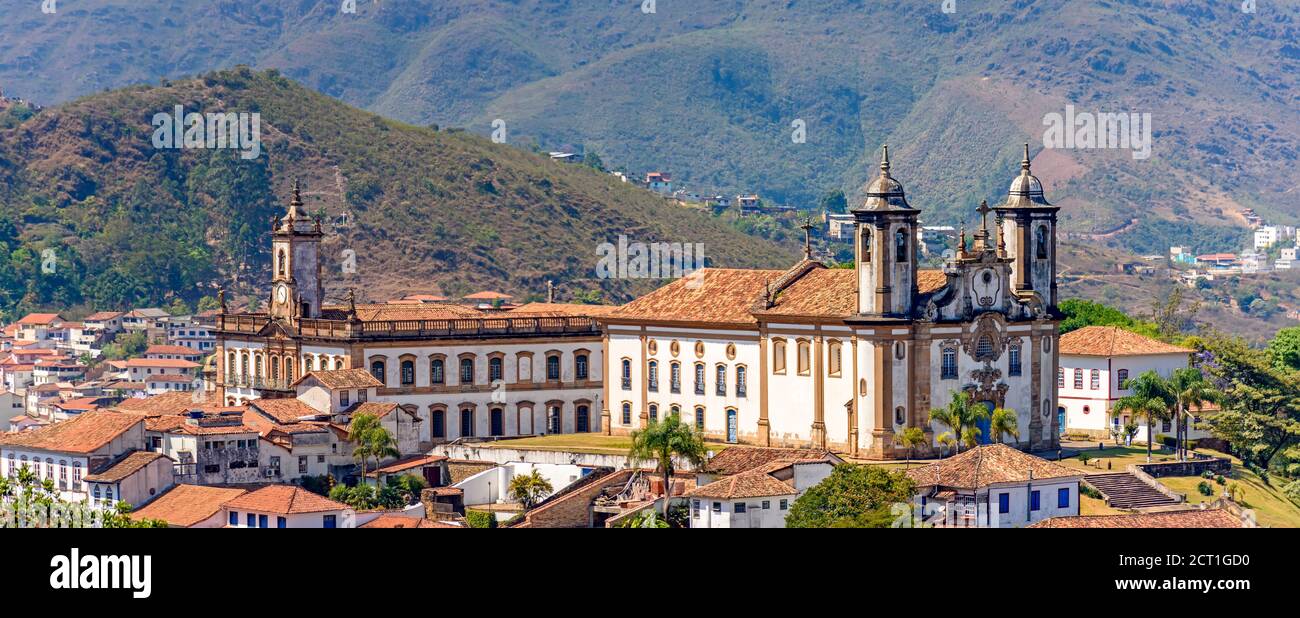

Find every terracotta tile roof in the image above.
[401,294,449,302]
[348,401,404,420]
[52,397,105,412]
[0,411,144,454]
[84,311,125,321]
[249,398,324,424]
[111,358,200,369]
[464,291,513,300]
[906,444,1080,489]
[17,313,62,325]
[373,455,448,475]
[241,412,331,438]
[1028,508,1248,529]
[703,446,838,476]
[222,485,349,515]
[145,345,202,356]
[510,303,621,318]
[686,468,797,499]
[131,484,248,527]
[84,451,171,482]
[1059,326,1192,357]
[293,368,383,390]
[359,514,463,528]
[113,391,218,417]
[611,268,784,325]
[351,303,483,322]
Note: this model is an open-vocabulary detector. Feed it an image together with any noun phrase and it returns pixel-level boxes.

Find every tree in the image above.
[928,391,990,455]
[508,469,554,509]
[989,407,1020,445]
[1194,335,1300,472]
[896,427,926,469]
[1268,327,1300,373]
[347,413,399,484]
[627,413,709,518]
[1058,299,1159,336]
[1113,370,1175,463]
[818,190,848,215]
[1169,367,1223,461]
[785,465,915,528]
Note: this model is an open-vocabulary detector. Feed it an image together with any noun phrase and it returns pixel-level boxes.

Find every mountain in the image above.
[0,68,796,318]
[2,0,1297,255]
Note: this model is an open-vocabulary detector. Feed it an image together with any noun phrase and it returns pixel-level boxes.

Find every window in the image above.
[648,404,658,423]
[779,499,788,510]
[547,406,561,434]
[692,499,701,518]
[400,360,415,386]
[432,409,446,439]
[546,355,561,381]
[894,407,905,426]
[1057,487,1070,509]
[670,362,681,394]
[339,389,350,408]
[735,502,747,514]
[648,360,659,392]
[1009,346,1022,377]
[797,340,811,375]
[370,360,385,383]
[298,456,308,474]
[430,358,445,385]
[998,493,1010,514]
[772,339,787,374]
[976,336,993,360]
[460,358,474,384]
[736,366,747,398]
[695,407,705,432]
[941,348,958,380]
[247,513,256,527]
[229,511,238,526]
[860,228,871,262]
[259,514,268,528]
[277,248,286,276]
[323,515,337,529]
[1162,419,1172,432]
[762,500,770,510]
[621,359,632,390]
[622,403,632,425]
[1036,225,1049,260]
[895,228,909,262]
[1030,490,1041,512]
[695,363,706,394]
[716,365,727,396]
[58,460,67,490]
[1090,369,1100,390]
[277,517,286,529]
[1117,369,1129,388]
[576,405,590,433]
[1073,369,1084,390]
[460,409,474,437]
[828,341,842,376]
[304,356,314,373]
[1057,367,1065,388]
[489,357,503,382]
[712,502,721,513]
[575,354,589,380]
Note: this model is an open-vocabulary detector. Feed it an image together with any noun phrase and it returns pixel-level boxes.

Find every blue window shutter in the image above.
[258,514,268,528]
[277,517,287,529]
[1058,487,1070,509]
[246,513,255,527]
[998,493,1010,514]
[229,511,238,526]
[1030,490,1040,511]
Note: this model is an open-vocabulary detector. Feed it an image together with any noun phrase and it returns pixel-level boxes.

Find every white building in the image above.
[1057,326,1202,444]
[687,456,836,528]
[0,411,150,503]
[907,443,1081,528]
[603,145,1062,459]
[221,484,355,528]
[1254,225,1280,250]
[131,484,249,528]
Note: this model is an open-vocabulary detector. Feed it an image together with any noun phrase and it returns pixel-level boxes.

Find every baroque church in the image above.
[602,146,1062,458]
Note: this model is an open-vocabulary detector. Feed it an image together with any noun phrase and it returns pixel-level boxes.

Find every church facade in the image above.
[601,146,1062,458]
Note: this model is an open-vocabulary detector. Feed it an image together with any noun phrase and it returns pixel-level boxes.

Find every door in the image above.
[576,405,590,433]
[726,409,738,443]
[977,401,994,445]
[432,409,445,439]
[548,406,562,434]
[460,409,474,437]
[1057,407,1066,436]
[490,408,504,437]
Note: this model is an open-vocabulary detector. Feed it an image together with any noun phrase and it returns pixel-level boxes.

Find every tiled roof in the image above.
[703,446,837,476]
[686,468,797,499]
[1028,508,1248,529]
[113,391,217,417]
[0,411,144,454]
[145,345,201,356]
[84,311,125,321]
[293,368,383,390]
[350,303,484,322]
[464,291,513,300]
[906,444,1080,489]
[84,451,171,482]
[249,398,324,424]
[348,401,404,420]
[111,358,200,369]
[374,455,448,475]
[17,313,62,325]
[510,303,621,318]
[1059,326,1192,357]
[359,514,463,529]
[53,397,105,412]
[611,268,784,325]
[223,485,349,515]
[131,484,248,527]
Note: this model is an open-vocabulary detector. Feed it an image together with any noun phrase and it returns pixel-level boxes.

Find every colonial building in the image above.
[215,182,609,447]
[602,146,1062,459]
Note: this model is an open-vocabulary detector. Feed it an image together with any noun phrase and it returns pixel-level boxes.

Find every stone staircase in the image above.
[1084,473,1180,509]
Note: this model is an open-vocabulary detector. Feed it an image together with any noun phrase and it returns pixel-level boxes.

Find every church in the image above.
[601,146,1062,458]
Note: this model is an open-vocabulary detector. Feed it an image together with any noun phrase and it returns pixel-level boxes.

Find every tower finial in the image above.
[800,217,815,259]
[292,179,303,206]
[1021,143,1031,171]
[880,145,891,173]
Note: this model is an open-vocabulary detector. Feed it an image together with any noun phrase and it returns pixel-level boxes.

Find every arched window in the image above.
[546,355,561,381]
[941,348,958,379]
[575,354,589,380]
[828,340,843,377]
[1117,369,1130,388]
[240,352,249,378]
[797,340,811,375]
[621,359,632,390]
[285,358,295,382]
[277,248,286,276]
[622,402,632,425]
[431,359,445,385]
[431,408,446,439]
[715,364,727,396]
[576,404,590,433]
[670,361,681,393]
[460,409,474,437]
[772,339,787,374]
[335,357,345,370]
[304,356,314,373]
[370,360,385,383]
[694,363,706,394]
[648,404,658,422]
[270,356,279,381]
[254,355,263,378]
[460,358,475,384]
[1036,225,1049,259]
[895,406,906,426]
[736,366,747,398]
[647,360,659,392]
[547,405,562,434]
[400,360,415,386]
[670,405,680,417]
[489,357,504,382]
[895,228,909,263]
[695,406,706,432]
[228,352,237,377]
[861,228,872,262]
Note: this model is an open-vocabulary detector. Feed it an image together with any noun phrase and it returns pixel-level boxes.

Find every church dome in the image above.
[1005,144,1051,207]
[858,146,912,211]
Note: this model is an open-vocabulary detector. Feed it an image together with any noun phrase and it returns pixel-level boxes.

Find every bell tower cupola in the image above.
[270,180,324,321]
[853,146,920,317]
[995,144,1060,309]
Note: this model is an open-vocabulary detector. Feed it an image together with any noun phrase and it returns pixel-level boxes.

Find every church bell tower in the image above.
[270,180,324,321]
[854,146,920,317]
[996,144,1059,309]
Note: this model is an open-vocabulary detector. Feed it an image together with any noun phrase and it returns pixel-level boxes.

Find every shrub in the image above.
[1214,475,1226,485]
[1080,485,1103,500]
[466,510,497,529]
[1201,470,1215,479]
[1283,480,1300,506]
[1197,481,1214,496]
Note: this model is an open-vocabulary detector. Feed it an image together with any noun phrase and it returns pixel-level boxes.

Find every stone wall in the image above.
[1136,457,1232,479]
[512,469,636,528]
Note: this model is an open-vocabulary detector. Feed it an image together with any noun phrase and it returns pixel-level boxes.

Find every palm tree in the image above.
[1113,370,1176,463]
[627,412,709,517]
[989,407,1020,445]
[896,427,926,469]
[348,413,397,484]
[1169,367,1223,461]
[928,391,991,455]
[508,469,555,509]
[936,432,956,458]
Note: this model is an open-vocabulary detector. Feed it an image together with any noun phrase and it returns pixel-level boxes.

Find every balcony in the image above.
[219,313,600,341]
[223,373,293,392]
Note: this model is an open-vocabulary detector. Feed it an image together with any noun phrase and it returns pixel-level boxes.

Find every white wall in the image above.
[454,461,589,506]
[689,494,796,528]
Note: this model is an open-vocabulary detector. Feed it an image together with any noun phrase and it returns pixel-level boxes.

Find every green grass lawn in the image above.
[483,433,733,456]
[1057,444,1183,474]
[1155,450,1300,529]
